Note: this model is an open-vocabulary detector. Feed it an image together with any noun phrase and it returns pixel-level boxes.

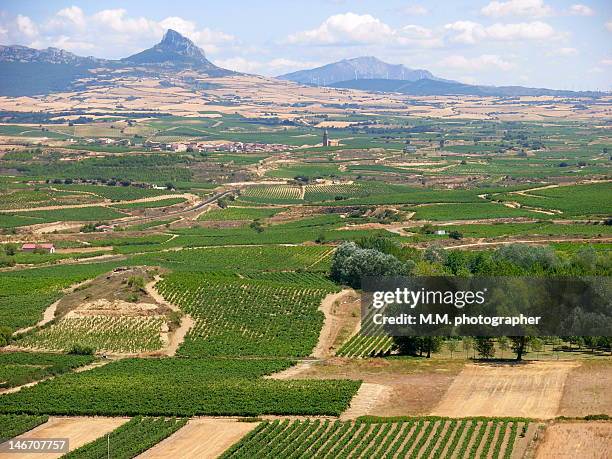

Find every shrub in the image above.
[68,344,95,355]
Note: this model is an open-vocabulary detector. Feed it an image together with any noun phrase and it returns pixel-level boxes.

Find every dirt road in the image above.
[312,289,355,359]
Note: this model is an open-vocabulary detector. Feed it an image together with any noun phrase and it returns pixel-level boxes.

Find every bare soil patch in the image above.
[340,382,392,419]
[283,358,464,416]
[54,267,169,318]
[558,360,612,417]
[535,422,612,459]
[431,361,579,418]
[137,418,258,459]
[0,416,128,459]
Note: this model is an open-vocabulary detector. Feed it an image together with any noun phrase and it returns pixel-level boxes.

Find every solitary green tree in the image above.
[510,336,532,361]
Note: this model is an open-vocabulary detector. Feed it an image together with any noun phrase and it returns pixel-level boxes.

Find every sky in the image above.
[0,0,610,90]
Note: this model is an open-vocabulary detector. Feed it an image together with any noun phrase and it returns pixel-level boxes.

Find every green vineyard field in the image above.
[157,272,337,357]
[63,416,187,459]
[0,358,361,417]
[221,417,532,459]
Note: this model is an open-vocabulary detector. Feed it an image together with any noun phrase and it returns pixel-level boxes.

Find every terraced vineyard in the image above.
[221,418,532,458]
[157,272,337,357]
[17,315,165,354]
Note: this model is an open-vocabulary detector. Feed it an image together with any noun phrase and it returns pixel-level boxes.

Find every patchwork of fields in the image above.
[0,107,610,458]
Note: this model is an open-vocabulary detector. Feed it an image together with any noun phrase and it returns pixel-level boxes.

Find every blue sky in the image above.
[1,0,610,90]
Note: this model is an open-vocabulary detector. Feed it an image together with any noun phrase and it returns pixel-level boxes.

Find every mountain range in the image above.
[278,56,600,98]
[0,29,602,98]
[0,29,232,96]
[328,78,601,98]
[277,56,446,86]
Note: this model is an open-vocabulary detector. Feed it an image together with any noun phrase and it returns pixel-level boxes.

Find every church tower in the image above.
[322,129,329,147]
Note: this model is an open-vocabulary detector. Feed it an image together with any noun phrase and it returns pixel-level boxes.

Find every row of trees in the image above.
[394,336,612,361]
[331,238,610,289]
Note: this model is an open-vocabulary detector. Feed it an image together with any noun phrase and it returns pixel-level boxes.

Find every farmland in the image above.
[16,315,166,354]
[0,53,610,459]
[0,352,94,388]
[221,417,536,459]
[0,414,48,442]
[158,272,337,357]
[0,358,360,416]
[63,416,188,459]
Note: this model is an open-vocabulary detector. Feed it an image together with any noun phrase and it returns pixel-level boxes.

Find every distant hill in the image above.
[122,29,230,75]
[0,45,105,66]
[278,56,446,86]
[0,29,232,96]
[330,78,602,98]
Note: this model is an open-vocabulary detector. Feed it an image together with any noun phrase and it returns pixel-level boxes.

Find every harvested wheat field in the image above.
[0,416,128,459]
[536,422,612,459]
[558,360,612,417]
[431,361,580,418]
[137,418,259,459]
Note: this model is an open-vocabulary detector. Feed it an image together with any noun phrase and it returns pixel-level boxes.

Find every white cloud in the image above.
[55,6,87,29]
[445,20,557,44]
[287,13,393,45]
[440,54,515,71]
[481,0,552,18]
[16,15,38,39]
[286,12,441,47]
[606,20,612,32]
[1,8,236,59]
[601,58,612,65]
[569,4,594,16]
[400,4,429,16]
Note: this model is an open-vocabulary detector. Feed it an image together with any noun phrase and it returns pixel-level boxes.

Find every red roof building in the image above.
[21,243,55,253]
